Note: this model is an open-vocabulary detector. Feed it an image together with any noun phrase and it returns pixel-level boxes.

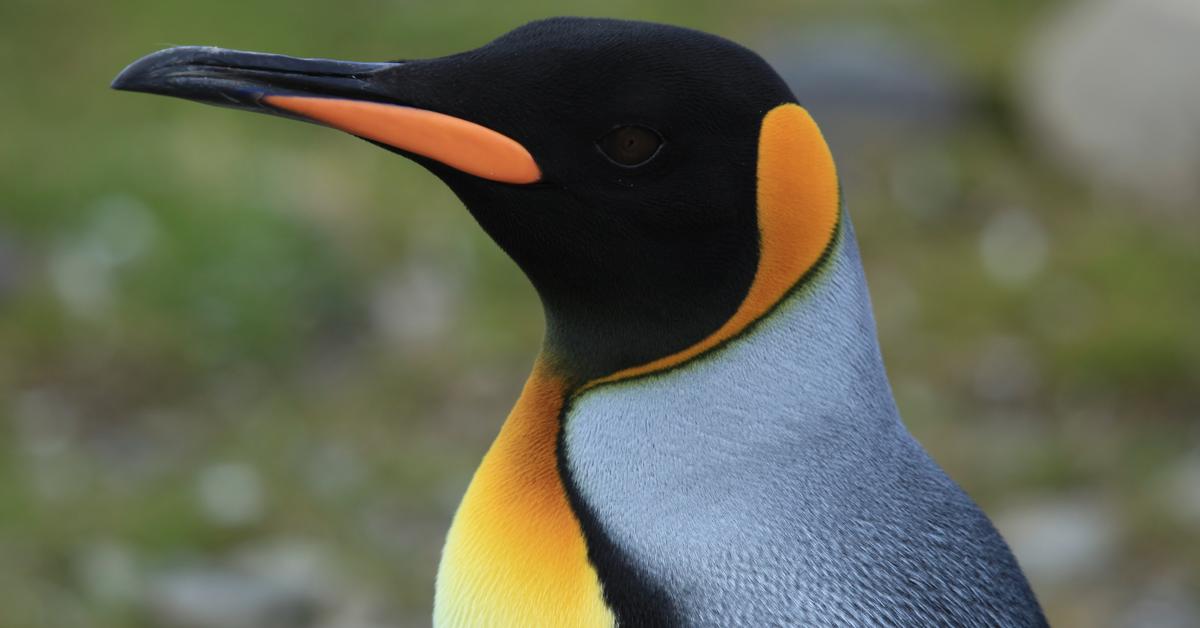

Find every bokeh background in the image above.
[2,0,1198,626]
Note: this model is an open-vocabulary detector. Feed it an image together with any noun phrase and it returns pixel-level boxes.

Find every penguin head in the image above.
[113,17,838,382]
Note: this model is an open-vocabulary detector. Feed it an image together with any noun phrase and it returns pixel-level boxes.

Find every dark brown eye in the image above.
[597,125,663,167]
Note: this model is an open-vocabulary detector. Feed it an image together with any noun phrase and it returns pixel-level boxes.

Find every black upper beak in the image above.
[111,46,401,115]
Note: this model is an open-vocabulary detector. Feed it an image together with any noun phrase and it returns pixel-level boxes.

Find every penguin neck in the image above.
[722,217,897,426]
[532,248,758,386]
[697,217,899,430]
[574,215,901,444]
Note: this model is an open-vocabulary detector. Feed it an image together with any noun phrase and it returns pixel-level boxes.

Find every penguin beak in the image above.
[111,46,542,184]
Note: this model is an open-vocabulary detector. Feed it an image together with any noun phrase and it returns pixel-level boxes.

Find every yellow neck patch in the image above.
[589,103,840,387]
[433,362,615,628]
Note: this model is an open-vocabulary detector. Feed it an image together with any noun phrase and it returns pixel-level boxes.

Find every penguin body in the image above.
[113,17,1047,627]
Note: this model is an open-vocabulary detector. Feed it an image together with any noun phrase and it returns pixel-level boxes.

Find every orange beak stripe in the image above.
[263,95,542,184]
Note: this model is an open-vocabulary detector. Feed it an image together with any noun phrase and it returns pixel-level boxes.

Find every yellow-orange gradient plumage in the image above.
[434,361,614,628]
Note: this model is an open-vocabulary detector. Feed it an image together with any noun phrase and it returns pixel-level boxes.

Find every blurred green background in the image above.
[2,1,1197,626]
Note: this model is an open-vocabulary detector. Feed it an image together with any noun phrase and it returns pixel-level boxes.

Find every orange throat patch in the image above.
[433,362,614,627]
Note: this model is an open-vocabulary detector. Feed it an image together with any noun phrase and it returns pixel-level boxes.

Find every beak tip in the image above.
[110,68,136,91]
[110,46,213,93]
[111,49,166,93]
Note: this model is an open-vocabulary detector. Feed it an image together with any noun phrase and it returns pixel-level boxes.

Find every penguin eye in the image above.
[597,125,663,167]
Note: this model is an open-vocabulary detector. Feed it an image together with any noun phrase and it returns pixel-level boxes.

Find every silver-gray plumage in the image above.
[565,214,1047,627]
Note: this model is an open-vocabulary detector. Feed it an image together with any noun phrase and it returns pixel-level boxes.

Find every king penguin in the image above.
[113,17,1047,627]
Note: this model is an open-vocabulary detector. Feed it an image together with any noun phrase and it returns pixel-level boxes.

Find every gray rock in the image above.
[195,462,265,527]
[759,24,971,159]
[320,596,406,628]
[147,540,347,628]
[1119,571,1200,628]
[369,259,462,353]
[978,206,1049,287]
[48,195,158,319]
[757,25,971,219]
[75,540,143,606]
[1159,451,1200,524]
[1020,0,1200,209]
[148,568,322,628]
[995,495,1120,587]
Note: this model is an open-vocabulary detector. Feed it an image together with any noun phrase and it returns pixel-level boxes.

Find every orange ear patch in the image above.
[263,95,542,184]
[588,103,840,386]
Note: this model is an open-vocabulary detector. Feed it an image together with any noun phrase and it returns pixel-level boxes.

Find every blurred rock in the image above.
[978,206,1048,287]
[86,195,159,265]
[1119,571,1200,628]
[321,597,405,628]
[147,540,399,628]
[996,495,1120,586]
[75,540,142,606]
[148,567,322,628]
[49,238,115,318]
[369,260,462,353]
[759,24,970,189]
[1159,451,1200,524]
[196,462,265,527]
[49,195,158,319]
[234,539,344,607]
[762,24,970,148]
[1021,0,1200,209]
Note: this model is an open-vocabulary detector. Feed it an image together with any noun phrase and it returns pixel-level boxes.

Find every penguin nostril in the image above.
[597,124,663,167]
